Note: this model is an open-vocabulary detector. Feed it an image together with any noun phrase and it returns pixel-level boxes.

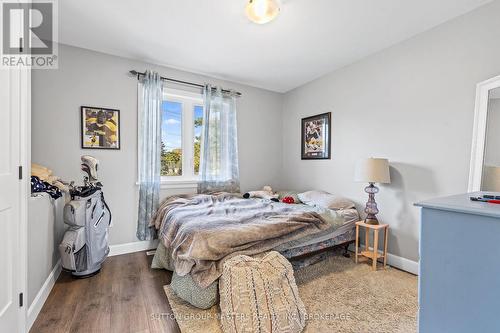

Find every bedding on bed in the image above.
[151,192,346,288]
[274,208,359,253]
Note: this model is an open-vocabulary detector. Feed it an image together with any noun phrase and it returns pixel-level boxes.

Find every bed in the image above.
[151,192,359,285]
[275,207,358,268]
[150,191,359,309]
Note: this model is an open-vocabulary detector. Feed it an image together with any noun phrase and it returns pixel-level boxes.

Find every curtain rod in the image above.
[129,70,242,97]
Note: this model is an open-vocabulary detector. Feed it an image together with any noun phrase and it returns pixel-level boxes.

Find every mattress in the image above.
[275,208,359,259]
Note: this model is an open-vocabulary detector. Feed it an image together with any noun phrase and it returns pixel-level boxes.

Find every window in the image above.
[161,89,203,182]
[161,101,183,176]
[193,105,203,175]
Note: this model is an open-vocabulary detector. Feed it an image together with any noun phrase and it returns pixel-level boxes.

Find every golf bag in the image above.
[59,187,111,277]
[59,155,111,277]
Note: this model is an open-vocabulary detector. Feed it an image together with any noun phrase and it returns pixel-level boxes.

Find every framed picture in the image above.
[81,106,120,150]
[301,112,331,160]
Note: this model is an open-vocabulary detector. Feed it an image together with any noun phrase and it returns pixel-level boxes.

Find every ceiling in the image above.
[59,0,492,93]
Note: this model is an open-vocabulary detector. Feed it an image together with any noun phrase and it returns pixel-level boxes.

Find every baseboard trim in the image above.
[108,239,159,257]
[27,260,62,331]
[357,245,419,275]
[386,252,419,275]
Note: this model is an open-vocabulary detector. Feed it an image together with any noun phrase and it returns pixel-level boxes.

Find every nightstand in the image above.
[355,221,389,271]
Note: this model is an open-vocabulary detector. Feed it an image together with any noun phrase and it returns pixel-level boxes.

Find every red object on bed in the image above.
[282,196,295,204]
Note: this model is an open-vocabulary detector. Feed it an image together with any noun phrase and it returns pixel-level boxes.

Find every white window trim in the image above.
[135,179,199,189]
[161,88,203,184]
[160,179,198,189]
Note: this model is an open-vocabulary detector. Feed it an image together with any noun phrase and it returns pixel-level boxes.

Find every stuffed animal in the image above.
[243,185,279,202]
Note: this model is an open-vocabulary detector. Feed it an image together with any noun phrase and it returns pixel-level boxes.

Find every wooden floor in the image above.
[30,251,181,333]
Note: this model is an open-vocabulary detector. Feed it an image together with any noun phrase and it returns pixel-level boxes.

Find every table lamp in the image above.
[354,158,391,225]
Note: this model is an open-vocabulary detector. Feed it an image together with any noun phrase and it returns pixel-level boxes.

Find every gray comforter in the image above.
[152,193,345,288]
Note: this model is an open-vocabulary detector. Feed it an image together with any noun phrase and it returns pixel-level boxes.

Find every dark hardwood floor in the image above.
[30,251,181,333]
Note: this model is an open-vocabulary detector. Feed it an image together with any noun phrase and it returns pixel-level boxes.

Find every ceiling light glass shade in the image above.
[246,0,281,24]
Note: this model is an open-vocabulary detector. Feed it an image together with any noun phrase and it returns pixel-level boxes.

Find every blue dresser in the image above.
[415,192,500,333]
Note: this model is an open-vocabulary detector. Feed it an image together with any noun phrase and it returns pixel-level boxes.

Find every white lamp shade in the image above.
[354,158,391,184]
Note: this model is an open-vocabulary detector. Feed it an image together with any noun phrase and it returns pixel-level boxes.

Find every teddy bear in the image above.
[243,185,279,202]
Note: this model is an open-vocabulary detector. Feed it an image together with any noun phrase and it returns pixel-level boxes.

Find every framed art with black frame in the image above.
[301,112,331,160]
[81,106,121,150]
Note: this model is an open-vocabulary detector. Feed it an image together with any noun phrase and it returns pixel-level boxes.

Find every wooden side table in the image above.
[355,221,389,271]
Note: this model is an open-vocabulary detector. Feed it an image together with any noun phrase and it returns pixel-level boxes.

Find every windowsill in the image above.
[161,179,199,190]
[135,179,199,189]
[161,178,199,185]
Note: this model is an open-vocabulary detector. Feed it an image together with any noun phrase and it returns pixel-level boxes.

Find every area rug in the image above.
[164,254,418,333]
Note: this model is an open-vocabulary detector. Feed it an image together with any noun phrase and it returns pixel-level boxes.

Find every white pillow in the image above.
[298,190,355,210]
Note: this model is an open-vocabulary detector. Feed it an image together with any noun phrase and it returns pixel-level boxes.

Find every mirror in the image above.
[468,75,500,192]
[482,87,500,191]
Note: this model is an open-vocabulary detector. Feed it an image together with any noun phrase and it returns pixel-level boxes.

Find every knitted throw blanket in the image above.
[219,251,306,333]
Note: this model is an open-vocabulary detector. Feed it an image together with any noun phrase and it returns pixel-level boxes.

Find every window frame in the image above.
[161,88,204,185]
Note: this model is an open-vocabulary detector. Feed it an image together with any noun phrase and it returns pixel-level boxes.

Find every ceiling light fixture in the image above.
[246,0,281,24]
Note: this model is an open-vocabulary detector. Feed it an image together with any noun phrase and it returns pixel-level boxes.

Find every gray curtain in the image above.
[198,85,240,194]
[137,70,163,240]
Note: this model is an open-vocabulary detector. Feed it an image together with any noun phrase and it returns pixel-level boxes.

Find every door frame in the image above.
[3,1,32,331]
[18,66,30,333]
[1,64,30,332]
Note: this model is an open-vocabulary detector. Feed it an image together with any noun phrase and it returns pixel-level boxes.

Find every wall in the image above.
[26,193,66,329]
[31,44,284,246]
[281,0,500,262]
[27,194,64,308]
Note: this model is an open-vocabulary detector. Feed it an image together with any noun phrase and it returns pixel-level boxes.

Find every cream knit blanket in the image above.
[219,251,306,333]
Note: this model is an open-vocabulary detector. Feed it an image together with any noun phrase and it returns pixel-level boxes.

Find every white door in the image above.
[0,67,23,332]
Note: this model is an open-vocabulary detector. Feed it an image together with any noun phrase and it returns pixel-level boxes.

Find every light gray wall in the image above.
[281,0,500,262]
[31,44,284,246]
[27,194,65,308]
